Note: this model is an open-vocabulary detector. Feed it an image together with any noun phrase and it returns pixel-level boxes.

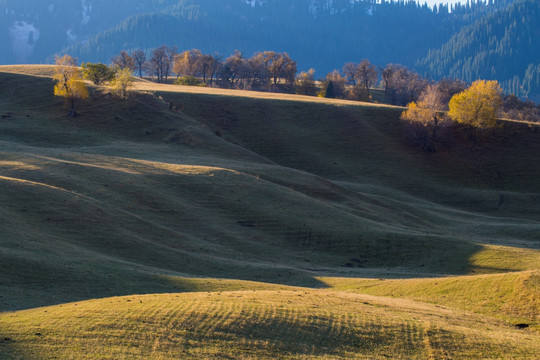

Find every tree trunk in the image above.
[68,98,77,117]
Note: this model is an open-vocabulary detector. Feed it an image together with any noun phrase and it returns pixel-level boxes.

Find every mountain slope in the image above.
[418,0,540,101]
[1,0,514,74]
[0,0,180,63]
[63,0,506,74]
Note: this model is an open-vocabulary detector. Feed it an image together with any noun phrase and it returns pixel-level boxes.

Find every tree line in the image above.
[85,45,540,115]
[106,46,427,105]
[108,46,298,92]
[108,45,537,111]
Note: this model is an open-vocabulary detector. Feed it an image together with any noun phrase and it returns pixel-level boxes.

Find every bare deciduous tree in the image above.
[401,84,452,152]
[245,52,270,89]
[164,46,178,82]
[220,50,244,87]
[266,51,297,88]
[132,49,147,78]
[111,50,134,70]
[436,78,468,108]
[343,62,358,86]
[382,64,426,106]
[357,59,378,96]
[150,46,170,83]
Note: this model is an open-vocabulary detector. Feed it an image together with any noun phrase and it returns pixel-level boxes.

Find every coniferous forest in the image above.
[418,0,540,102]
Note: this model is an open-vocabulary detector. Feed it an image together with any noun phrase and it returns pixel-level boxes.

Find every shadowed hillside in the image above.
[1,66,539,310]
[0,65,538,359]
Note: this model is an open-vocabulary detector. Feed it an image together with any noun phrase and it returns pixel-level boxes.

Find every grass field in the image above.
[1,290,538,359]
[0,65,538,358]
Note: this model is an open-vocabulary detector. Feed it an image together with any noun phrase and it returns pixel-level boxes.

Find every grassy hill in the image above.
[2,289,538,360]
[0,65,538,358]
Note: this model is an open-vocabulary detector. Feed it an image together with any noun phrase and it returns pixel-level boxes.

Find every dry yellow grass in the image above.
[0,64,58,77]
[1,290,538,359]
[320,270,540,330]
[133,80,400,108]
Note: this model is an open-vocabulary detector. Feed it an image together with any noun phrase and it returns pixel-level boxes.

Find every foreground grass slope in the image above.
[1,290,538,360]
[322,270,540,328]
[0,66,538,358]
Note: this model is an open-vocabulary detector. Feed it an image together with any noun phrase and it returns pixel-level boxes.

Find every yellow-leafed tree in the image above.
[110,68,134,100]
[448,80,503,129]
[53,55,88,117]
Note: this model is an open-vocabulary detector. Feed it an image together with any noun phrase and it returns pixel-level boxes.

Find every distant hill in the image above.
[418,0,540,102]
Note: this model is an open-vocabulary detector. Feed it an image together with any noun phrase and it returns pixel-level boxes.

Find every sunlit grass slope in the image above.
[1,290,538,360]
[321,270,540,329]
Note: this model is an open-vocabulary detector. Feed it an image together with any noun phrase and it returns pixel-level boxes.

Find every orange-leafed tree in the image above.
[53,55,88,117]
[173,49,203,79]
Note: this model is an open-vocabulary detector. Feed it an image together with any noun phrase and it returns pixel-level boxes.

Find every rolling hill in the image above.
[2,289,538,359]
[0,65,538,358]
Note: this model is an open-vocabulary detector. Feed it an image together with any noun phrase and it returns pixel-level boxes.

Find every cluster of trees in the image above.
[108,46,298,92]
[108,47,430,104]
[313,61,428,105]
[501,94,540,123]
[172,49,297,91]
[82,60,134,100]
[54,55,134,117]
[400,78,540,152]
[52,49,538,156]
[59,46,431,116]
[400,80,496,152]
[315,60,379,101]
